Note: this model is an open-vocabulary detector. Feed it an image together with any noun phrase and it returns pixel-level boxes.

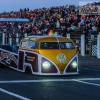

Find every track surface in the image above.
[0,56,100,100]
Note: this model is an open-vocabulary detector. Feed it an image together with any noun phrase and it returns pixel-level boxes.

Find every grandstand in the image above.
[0,1,100,57]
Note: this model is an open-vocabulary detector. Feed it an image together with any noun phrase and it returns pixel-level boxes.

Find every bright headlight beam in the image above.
[42,62,50,69]
[72,61,77,68]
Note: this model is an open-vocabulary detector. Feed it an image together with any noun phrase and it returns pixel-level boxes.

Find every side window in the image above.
[21,41,27,48]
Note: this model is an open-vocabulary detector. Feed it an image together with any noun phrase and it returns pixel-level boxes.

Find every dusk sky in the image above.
[0,0,100,13]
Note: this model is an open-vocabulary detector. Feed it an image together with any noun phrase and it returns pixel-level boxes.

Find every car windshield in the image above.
[40,42,59,49]
[60,42,75,49]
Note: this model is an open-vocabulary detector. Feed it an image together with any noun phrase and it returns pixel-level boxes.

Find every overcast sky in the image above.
[0,0,100,13]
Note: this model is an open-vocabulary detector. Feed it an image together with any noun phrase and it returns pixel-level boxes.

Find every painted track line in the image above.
[0,88,30,100]
[0,79,73,83]
[0,78,100,99]
[73,80,100,87]
[0,78,100,83]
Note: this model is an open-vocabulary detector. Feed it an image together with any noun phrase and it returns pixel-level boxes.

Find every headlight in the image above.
[42,62,50,69]
[72,61,77,68]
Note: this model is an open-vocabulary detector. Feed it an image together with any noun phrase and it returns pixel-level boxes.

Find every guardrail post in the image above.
[24,33,27,38]
[97,32,100,58]
[2,33,5,45]
[16,33,19,44]
[66,33,70,39]
[0,32,2,44]
[9,34,12,45]
[81,34,85,56]
[91,35,94,41]
[76,40,79,44]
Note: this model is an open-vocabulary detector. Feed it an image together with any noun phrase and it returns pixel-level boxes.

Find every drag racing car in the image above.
[0,35,79,75]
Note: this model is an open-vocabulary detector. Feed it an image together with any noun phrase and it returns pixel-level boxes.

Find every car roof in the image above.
[22,35,73,42]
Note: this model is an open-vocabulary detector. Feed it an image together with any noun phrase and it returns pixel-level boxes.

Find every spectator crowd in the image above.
[0,2,100,44]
